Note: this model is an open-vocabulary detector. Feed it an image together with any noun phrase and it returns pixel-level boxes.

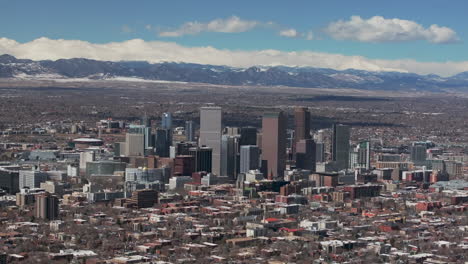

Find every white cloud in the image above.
[157,16,313,40]
[279,28,314,40]
[158,16,260,37]
[325,16,459,44]
[1,37,467,76]
[279,29,299,38]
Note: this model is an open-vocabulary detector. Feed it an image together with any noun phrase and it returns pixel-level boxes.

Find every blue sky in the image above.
[1,0,468,75]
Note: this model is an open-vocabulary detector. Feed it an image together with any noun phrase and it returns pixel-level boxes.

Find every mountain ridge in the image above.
[1,54,467,92]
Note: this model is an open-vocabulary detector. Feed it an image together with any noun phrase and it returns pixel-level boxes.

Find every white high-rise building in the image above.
[199,106,222,175]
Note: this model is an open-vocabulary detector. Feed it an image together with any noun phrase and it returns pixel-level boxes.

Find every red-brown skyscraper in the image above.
[293,107,311,154]
[262,111,287,180]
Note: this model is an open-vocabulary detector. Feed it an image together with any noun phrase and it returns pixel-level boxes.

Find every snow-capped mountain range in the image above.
[1,54,467,92]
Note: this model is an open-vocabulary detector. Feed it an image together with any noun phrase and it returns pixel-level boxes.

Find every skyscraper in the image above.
[315,142,325,163]
[293,107,311,154]
[221,135,240,179]
[199,106,222,175]
[126,124,149,156]
[332,124,350,170]
[240,145,260,174]
[410,144,427,166]
[161,112,172,130]
[188,146,213,173]
[240,127,257,146]
[185,120,195,142]
[35,193,59,220]
[295,139,316,171]
[142,113,154,152]
[125,133,145,156]
[357,141,371,170]
[155,128,172,157]
[261,111,287,179]
[349,151,359,170]
[144,127,154,150]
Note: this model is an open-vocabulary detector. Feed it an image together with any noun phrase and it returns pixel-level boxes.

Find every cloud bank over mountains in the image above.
[1,37,467,76]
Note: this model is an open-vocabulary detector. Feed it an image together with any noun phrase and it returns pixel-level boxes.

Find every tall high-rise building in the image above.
[161,112,172,130]
[240,127,257,146]
[144,127,154,150]
[136,119,154,152]
[188,146,213,173]
[155,128,172,157]
[240,145,260,174]
[261,111,287,179]
[126,124,148,156]
[293,107,311,154]
[295,139,316,171]
[221,135,240,179]
[315,142,325,163]
[125,133,145,156]
[349,151,359,170]
[35,193,59,220]
[314,129,330,161]
[410,144,427,166]
[199,106,222,175]
[357,141,371,170]
[185,121,195,142]
[332,124,350,170]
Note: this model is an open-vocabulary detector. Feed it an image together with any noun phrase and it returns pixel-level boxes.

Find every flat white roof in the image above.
[73,138,103,143]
